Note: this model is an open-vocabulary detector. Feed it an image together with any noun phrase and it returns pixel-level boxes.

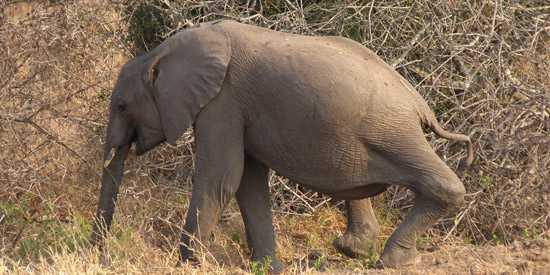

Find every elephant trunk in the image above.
[90,144,130,247]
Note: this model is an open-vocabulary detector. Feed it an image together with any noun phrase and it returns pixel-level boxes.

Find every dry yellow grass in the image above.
[0,206,548,274]
[1,0,548,274]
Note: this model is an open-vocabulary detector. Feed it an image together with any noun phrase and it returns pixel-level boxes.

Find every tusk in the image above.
[103,147,117,168]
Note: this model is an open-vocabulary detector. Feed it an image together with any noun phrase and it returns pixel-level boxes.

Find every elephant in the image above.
[90,20,473,272]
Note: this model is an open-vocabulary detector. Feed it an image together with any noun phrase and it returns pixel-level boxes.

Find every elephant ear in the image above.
[145,25,231,145]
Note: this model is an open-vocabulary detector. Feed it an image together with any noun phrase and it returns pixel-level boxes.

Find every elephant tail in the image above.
[397,76,473,175]
[423,113,474,176]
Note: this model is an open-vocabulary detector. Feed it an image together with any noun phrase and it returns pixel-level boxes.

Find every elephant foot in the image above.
[333,232,378,258]
[376,244,418,268]
[269,259,284,274]
[99,252,111,267]
[251,256,284,274]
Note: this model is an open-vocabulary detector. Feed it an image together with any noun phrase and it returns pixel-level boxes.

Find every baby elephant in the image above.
[90,20,473,272]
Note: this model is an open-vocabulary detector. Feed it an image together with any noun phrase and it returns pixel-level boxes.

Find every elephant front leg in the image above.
[236,156,283,273]
[179,184,233,263]
[178,114,245,265]
[333,199,380,258]
[179,161,245,264]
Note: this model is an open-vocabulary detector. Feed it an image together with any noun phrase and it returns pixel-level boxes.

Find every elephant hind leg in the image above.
[333,199,380,258]
[375,141,466,268]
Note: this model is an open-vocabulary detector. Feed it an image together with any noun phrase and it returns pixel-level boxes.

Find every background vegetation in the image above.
[1,0,548,273]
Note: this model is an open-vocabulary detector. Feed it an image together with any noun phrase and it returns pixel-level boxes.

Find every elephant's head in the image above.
[91,23,231,246]
[105,23,231,159]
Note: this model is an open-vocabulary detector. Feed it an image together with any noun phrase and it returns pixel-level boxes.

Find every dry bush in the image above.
[0,0,548,273]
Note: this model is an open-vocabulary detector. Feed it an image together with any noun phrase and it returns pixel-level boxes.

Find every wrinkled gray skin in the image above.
[90,20,473,272]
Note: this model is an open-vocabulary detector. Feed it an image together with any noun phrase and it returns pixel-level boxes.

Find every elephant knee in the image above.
[421,174,465,213]
[438,178,465,212]
[447,184,465,208]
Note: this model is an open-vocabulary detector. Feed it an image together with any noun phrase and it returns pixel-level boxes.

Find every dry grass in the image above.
[0,0,548,274]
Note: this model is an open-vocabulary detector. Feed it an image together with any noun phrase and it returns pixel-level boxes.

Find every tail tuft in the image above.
[456,136,474,177]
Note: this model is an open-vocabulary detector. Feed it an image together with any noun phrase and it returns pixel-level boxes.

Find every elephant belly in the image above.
[244,126,371,192]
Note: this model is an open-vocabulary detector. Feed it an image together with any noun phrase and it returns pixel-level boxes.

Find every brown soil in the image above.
[315,239,550,274]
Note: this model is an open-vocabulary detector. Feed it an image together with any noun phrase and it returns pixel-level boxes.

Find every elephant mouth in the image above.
[134,139,146,156]
[134,134,151,156]
[134,125,165,156]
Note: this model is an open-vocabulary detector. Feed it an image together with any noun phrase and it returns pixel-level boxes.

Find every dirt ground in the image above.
[354,240,550,275]
[272,238,550,274]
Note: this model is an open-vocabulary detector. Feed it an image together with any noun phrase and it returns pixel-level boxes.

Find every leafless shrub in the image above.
[0,0,548,264]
